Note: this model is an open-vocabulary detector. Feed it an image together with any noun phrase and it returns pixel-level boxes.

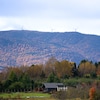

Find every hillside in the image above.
[0,30,100,67]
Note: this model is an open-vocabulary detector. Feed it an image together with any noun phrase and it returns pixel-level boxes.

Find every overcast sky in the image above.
[0,0,100,35]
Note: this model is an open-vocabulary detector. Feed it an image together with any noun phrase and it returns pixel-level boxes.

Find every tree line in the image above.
[0,57,100,92]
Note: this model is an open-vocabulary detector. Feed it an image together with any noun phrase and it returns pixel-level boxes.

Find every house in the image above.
[57,85,68,91]
[42,83,67,92]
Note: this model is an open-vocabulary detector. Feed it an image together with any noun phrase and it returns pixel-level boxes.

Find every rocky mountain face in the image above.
[0,30,100,67]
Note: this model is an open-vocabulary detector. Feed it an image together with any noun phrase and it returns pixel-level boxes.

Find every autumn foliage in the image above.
[89,87,96,100]
[0,58,100,95]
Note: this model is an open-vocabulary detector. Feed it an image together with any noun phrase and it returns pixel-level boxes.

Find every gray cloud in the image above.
[0,0,100,19]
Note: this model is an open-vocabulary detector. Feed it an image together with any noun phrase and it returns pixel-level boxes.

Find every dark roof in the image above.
[57,85,64,87]
[43,83,64,88]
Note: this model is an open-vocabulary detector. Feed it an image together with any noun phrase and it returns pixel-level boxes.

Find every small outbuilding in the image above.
[42,83,67,92]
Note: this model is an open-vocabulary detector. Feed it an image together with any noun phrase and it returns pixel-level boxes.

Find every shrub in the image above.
[89,87,96,100]
[52,91,67,100]
[52,86,89,100]
[66,87,89,99]
[94,88,100,100]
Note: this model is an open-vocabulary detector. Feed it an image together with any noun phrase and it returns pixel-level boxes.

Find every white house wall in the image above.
[57,86,68,91]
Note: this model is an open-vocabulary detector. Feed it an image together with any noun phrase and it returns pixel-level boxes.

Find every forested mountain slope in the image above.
[0,30,100,67]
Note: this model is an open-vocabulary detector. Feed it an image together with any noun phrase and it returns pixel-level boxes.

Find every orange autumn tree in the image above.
[89,87,96,100]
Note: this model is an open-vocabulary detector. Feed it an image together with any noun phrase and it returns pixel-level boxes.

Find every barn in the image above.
[42,83,67,92]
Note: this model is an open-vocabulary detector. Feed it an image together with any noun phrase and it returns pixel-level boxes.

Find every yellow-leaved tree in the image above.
[78,60,96,77]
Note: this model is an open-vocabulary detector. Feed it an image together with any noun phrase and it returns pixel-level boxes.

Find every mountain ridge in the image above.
[0,30,100,67]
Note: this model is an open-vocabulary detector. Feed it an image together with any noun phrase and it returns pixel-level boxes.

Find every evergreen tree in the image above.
[8,71,18,83]
[47,72,60,82]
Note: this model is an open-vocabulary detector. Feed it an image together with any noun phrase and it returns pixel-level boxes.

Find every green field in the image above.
[0,92,51,99]
[0,92,89,100]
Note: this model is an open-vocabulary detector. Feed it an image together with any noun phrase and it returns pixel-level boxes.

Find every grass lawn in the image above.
[0,92,51,99]
[0,92,88,100]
